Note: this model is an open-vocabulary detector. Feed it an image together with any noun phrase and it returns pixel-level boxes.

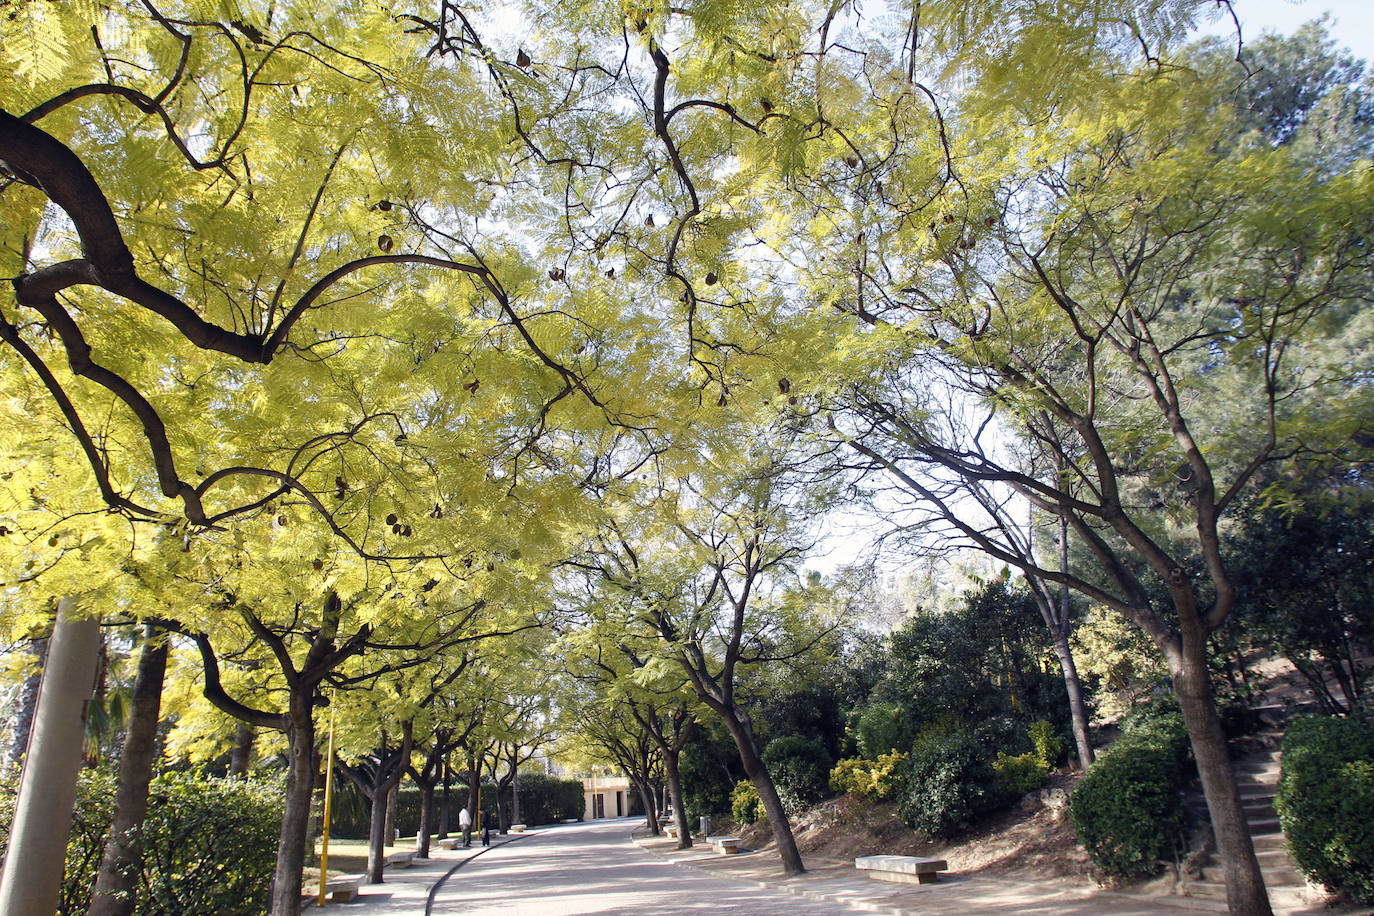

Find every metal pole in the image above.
[317,705,336,907]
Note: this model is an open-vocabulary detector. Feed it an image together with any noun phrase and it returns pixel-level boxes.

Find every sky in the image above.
[1215,0,1374,61]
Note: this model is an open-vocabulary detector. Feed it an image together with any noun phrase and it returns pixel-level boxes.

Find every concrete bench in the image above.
[322,873,365,902]
[855,855,948,885]
[706,835,741,854]
[385,851,416,869]
[664,823,679,838]
[437,837,461,850]
[510,823,528,833]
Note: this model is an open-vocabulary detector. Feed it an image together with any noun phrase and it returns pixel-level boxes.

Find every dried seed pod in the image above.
[464,379,480,393]
[312,558,324,570]
[705,272,718,285]
[644,214,655,227]
[378,200,393,212]
[276,515,287,526]
[378,234,394,252]
[516,48,531,68]
[549,267,565,281]
[845,156,858,168]
[605,267,615,278]
[778,377,791,394]
[386,513,399,526]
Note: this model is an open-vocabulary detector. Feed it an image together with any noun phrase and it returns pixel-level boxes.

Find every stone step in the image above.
[1243,798,1276,818]
[1251,833,1288,852]
[1199,864,1307,886]
[1184,880,1312,909]
[1247,816,1282,834]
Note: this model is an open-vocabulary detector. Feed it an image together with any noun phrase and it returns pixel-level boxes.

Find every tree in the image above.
[798,35,1374,912]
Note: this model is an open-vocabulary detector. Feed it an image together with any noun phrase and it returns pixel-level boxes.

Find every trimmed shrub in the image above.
[730,780,765,824]
[511,773,585,825]
[1068,709,1192,881]
[762,735,833,806]
[830,751,908,801]
[0,769,282,915]
[898,729,1012,840]
[993,751,1048,796]
[1276,716,1374,904]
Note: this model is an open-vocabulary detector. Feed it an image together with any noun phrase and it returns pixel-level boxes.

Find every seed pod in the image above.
[312,558,324,570]
[549,267,565,281]
[378,234,394,252]
[464,379,480,393]
[778,377,791,394]
[760,97,773,112]
[276,515,287,526]
[605,267,615,278]
[845,156,858,168]
[378,200,393,212]
[705,272,718,286]
[516,48,531,68]
[386,513,398,526]
[644,214,655,227]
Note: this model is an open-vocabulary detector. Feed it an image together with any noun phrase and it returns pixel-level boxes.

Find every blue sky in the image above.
[1218,0,1374,61]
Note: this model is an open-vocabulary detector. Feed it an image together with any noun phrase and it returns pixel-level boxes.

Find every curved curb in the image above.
[423,834,536,916]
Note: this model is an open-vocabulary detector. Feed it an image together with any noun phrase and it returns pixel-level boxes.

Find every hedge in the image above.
[0,769,282,916]
[1276,716,1374,904]
[1068,709,1192,880]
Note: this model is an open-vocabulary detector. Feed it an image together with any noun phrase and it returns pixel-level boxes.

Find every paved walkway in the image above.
[312,819,1361,916]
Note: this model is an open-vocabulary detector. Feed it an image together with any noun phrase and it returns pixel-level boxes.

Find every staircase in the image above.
[1181,742,1324,913]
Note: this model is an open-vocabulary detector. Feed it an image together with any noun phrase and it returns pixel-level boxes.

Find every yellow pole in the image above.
[317,706,337,907]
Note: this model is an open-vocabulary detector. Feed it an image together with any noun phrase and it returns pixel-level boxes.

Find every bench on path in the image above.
[854,855,948,885]
[437,837,462,850]
[664,824,679,838]
[510,823,528,833]
[307,873,365,904]
[385,851,416,869]
[706,835,741,855]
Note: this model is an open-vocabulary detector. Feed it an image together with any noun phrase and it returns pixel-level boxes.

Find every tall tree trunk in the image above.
[383,782,399,845]
[228,723,255,777]
[416,783,434,859]
[437,760,451,838]
[5,635,49,768]
[1050,629,1095,768]
[267,698,317,916]
[1170,637,1272,916]
[88,625,169,916]
[634,776,659,834]
[0,599,101,916]
[366,783,389,883]
[664,750,693,849]
[466,754,481,834]
[718,708,804,876]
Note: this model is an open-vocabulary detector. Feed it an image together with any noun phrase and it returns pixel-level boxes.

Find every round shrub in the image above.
[730,780,765,824]
[830,752,908,801]
[0,769,282,915]
[1068,709,1191,881]
[762,735,833,805]
[1276,716,1374,904]
[855,703,912,759]
[898,729,1012,840]
[993,751,1048,797]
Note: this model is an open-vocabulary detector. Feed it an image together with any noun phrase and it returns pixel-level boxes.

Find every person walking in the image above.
[480,808,492,847]
[458,806,472,847]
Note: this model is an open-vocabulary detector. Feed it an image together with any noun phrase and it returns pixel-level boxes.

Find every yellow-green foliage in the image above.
[829,751,908,802]
[730,780,766,824]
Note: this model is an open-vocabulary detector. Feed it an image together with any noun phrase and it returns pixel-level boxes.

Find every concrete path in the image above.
[313,819,1365,916]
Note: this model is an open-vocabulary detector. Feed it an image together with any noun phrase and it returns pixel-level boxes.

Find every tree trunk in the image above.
[0,599,101,916]
[5,635,49,768]
[384,782,399,845]
[634,776,659,834]
[366,781,389,883]
[437,760,451,839]
[416,783,434,859]
[88,625,169,916]
[228,723,255,777]
[664,750,693,849]
[1050,630,1095,768]
[718,708,804,876]
[1171,640,1272,916]
[267,700,317,916]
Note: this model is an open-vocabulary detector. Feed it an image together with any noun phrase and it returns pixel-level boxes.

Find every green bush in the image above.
[1029,719,1066,768]
[897,729,1012,840]
[1276,716,1374,904]
[993,751,1049,796]
[855,703,912,759]
[830,751,908,801]
[510,773,585,825]
[762,735,833,805]
[1068,709,1192,881]
[730,780,765,824]
[0,769,282,916]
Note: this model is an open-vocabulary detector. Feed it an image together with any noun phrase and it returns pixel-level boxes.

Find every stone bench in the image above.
[314,873,365,903]
[706,835,741,854]
[385,851,416,869]
[855,855,948,885]
[510,823,528,833]
[437,837,461,850]
[664,824,679,838]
